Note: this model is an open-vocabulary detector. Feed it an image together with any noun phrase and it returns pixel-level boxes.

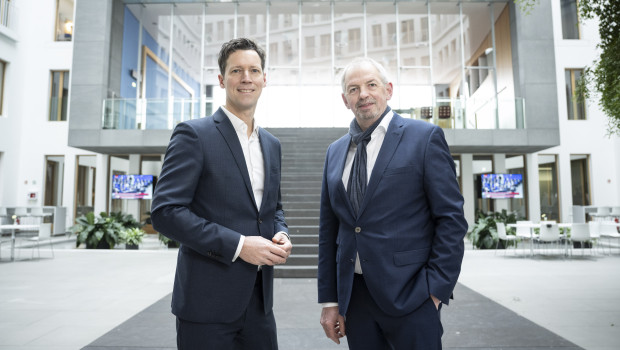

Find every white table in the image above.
[0,224,40,261]
[506,222,571,256]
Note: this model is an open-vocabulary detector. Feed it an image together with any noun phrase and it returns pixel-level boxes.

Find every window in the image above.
[44,155,65,206]
[570,155,591,206]
[0,59,5,115]
[560,0,580,39]
[565,69,586,120]
[401,19,414,44]
[348,28,361,53]
[1,0,13,28]
[55,0,74,41]
[372,24,382,48]
[75,155,96,219]
[387,22,396,45]
[49,70,69,121]
[305,36,315,59]
[539,154,560,221]
[320,34,330,56]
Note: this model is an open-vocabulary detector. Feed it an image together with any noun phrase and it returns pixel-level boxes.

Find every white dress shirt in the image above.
[342,111,393,274]
[221,107,265,262]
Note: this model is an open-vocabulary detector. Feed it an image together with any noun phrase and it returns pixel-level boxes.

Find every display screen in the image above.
[111,175,155,200]
[481,173,524,199]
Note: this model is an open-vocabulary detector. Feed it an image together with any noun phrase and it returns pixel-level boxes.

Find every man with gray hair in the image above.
[318,57,467,349]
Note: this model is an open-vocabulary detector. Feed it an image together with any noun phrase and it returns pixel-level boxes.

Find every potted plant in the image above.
[467,209,520,249]
[110,211,143,230]
[71,212,124,249]
[158,232,180,248]
[121,227,145,250]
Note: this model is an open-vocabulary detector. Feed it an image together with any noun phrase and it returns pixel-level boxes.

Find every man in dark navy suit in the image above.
[152,38,292,350]
[318,57,467,349]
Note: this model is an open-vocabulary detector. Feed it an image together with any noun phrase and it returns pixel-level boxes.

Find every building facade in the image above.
[1,0,618,229]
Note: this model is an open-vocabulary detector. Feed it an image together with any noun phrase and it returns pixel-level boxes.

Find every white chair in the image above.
[29,207,45,225]
[495,222,520,255]
[588,221,602,254]
[515,221,535,254]
[20,223,54,259]
[536,222,563,254]
[599,221,620,255]
[14,207,30,225]
[569,223,594,256]
[610,206,620,219]
[592,206,611,221]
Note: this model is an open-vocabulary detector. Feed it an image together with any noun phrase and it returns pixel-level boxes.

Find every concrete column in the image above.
[94,154,109,215]
[558,152,572,222]
[461,154,475,228]
[493,154,509,213]
[127,154,141,220]
[63,155,76,227]
[526,153,541,222]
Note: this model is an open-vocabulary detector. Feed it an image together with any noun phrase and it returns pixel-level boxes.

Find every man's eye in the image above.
[348,88,357,94]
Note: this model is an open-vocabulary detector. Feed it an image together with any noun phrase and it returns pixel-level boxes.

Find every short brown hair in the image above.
[218,38,266,75]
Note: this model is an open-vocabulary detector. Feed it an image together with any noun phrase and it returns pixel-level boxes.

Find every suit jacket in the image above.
[318,112,467,317]
[151,108,288,323]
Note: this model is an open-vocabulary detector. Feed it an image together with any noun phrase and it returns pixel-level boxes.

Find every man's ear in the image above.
[218,74,225,88]
[341,94,351,110]
[386,82,394,100]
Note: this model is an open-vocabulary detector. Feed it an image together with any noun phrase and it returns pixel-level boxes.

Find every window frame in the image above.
[49,70,70,121]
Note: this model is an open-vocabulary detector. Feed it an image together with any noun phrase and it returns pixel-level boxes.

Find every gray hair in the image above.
[340,57,390,93]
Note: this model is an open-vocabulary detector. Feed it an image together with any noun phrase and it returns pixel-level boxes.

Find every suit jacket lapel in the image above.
[213,109,257,211]
[333,136,356,219]
[258,128,271,213]
[357,114,405,219]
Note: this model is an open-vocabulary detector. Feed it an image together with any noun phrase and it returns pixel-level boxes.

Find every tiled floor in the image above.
[0,236,618,350]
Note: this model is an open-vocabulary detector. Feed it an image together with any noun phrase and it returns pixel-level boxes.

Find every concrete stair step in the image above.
[285,254,318,266]
[291,244,319,255]
[285,217,319,226]
[288,225,319,235]
[282,188,321,195]
[274,265,317,278]
[282,202,320,210]
[281,194,321,202]
[288,234,318,244]
[284,209,319,217]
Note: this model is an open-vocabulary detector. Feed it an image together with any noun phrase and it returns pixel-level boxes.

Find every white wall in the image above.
[548,0,620,222]
[0,0,92,230]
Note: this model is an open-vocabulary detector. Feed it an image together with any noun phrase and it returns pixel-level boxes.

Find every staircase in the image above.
[267,128,347,278]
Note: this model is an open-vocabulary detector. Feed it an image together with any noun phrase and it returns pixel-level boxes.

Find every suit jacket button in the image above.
[355,227,361,233]
[350,259,354,263]
[258,218,263,224]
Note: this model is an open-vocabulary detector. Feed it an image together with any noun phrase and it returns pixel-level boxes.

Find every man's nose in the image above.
[359,86,370,98]
[241,70,251,81]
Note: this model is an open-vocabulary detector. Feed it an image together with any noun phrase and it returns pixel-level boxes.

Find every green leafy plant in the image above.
[158,232,179,248]
[120,227,145,246]
[467,209,520,249]
[71,212,124,249]
[109,211,143,230]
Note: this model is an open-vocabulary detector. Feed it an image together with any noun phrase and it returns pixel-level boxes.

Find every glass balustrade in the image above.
[102,97,525,130]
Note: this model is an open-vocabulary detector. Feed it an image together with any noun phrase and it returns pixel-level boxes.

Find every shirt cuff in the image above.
[322,302,338,308]
[233,235,245,262]
[276,231,290,241]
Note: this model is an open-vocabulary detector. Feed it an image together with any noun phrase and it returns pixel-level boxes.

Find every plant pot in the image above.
[143,224,157,234]
[87,240,111,249]
[126,243,139,250]
[573,241,592,249]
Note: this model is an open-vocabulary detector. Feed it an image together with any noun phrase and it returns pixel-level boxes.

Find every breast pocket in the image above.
[384,165,415,177]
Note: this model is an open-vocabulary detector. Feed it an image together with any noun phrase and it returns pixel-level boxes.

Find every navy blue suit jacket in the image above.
[151,108,288,323]
[318,113,467,317]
